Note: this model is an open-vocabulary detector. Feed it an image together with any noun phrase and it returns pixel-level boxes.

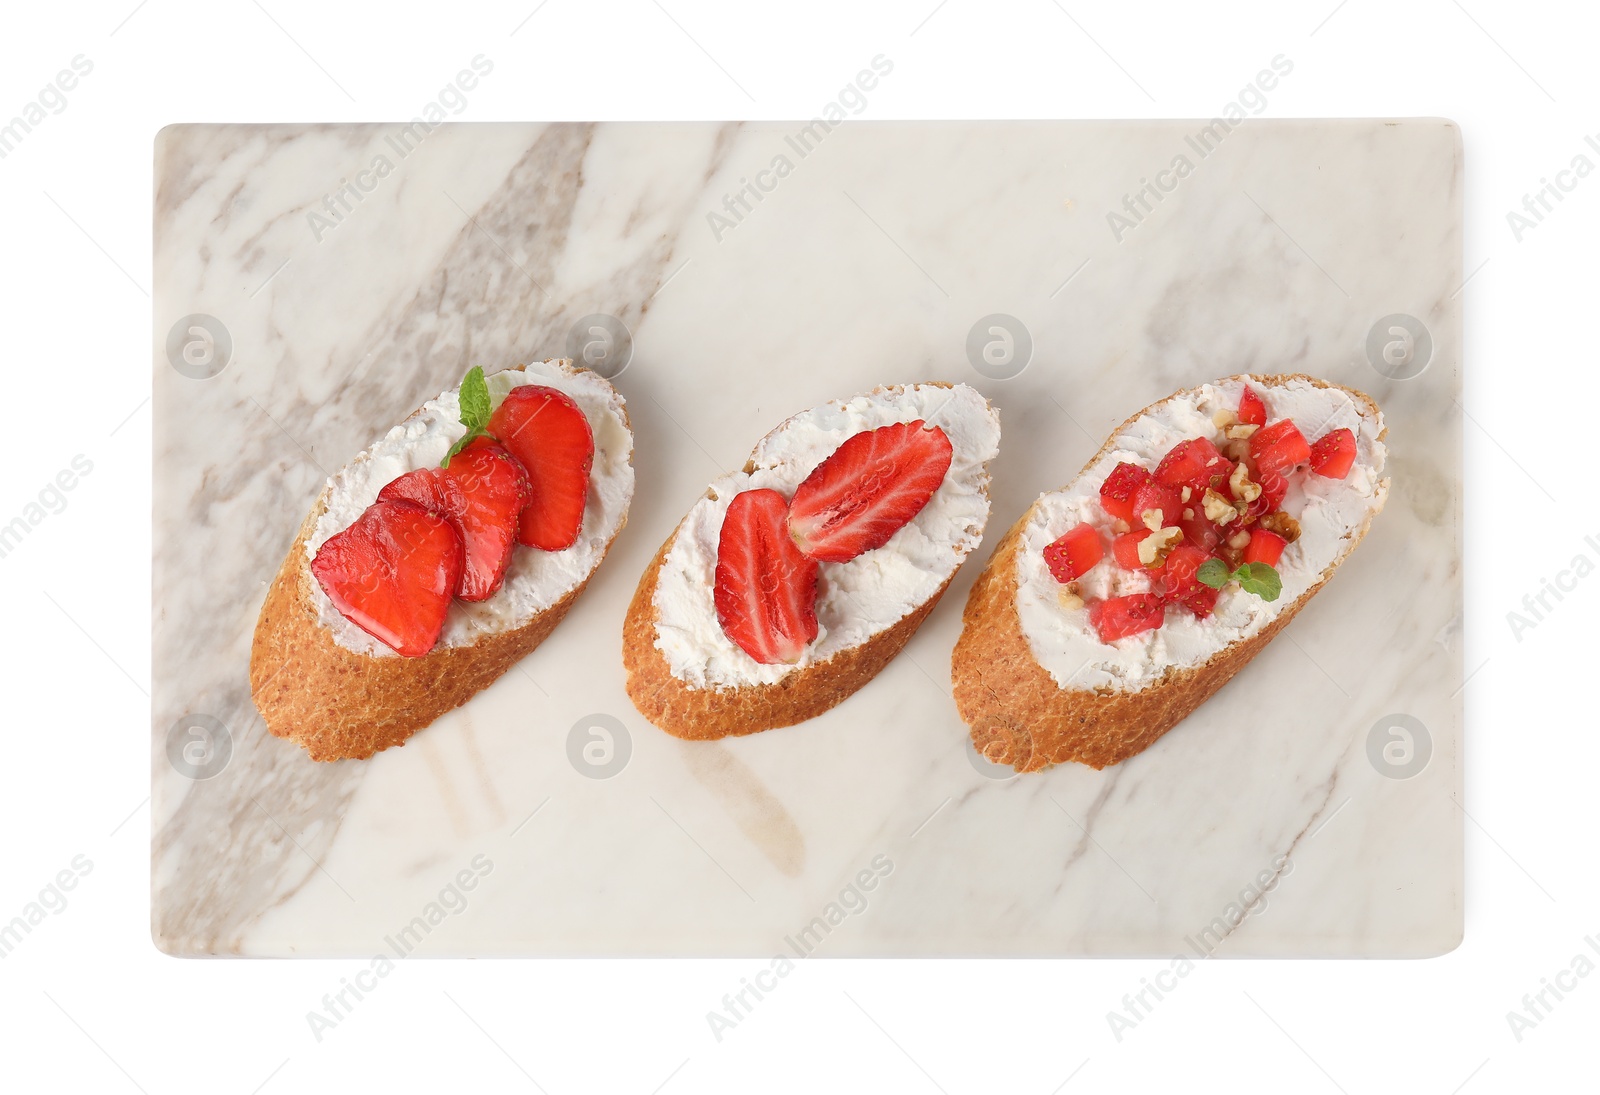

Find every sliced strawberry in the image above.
[715,488,820,664]
[1237,384,1267,427]
[1088,593,1165,643]
[1244,528,1288,566]
[1154,437,1229,495]
[1156,543,1218,618]
[311,499,464,658]
[378,438,533,602]
[1111,528,1153,569]
[1129,479,1183,529]
[486,385,595,552]
[1249,418,1312,482]
[1099,462,1152,523]
[1043,522,1103,583]
[786,420,952,563]
[1309,427,1356,479]
[1178,510,1223,554]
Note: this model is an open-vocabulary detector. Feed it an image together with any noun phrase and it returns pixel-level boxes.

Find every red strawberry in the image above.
[378,437,533,602]
[715,488,819,665]
[786,420,953,563]
[311,499,464,658]
[486,385,595,551]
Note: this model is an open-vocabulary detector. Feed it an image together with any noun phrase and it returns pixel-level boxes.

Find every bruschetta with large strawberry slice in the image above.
[624,382,1002,740]
[250,360,633,761]
[952,373,1388,772]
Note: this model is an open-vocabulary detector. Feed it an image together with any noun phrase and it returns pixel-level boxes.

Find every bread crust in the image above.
[951,374,1385,772]
[621,382,989,741]
[249,363,630,762]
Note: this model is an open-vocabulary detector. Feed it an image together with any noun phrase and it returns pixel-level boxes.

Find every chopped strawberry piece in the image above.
[1088,593,1165,643]
[1249,419,1312,481]
[715,488,820,665]
[1309,427,1356,479]
[311,499,464,658]
[1043,523,1103,583]
[1244,528,1288,566]
[787,420,952,562]
[1128,479,1183,529]
[1156,543,1219,618]
[1111,528,1153,569]
[1154,437,1229,495]
[378,438,533,601]
[1099,462,1152,523]
[487,385,595,552]
[1177,510,1223,554]
[1237,384,1267,427]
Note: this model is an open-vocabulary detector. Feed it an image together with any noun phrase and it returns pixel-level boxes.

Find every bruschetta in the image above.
[952,373,1387,771]
[250,359,634,761]
[624,382,1001,740]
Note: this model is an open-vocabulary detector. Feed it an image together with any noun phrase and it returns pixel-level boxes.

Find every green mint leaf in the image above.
[1196,558,1230,589]
[442,425,486,468]
[1233,562,1282,602]
[457,366,492,431]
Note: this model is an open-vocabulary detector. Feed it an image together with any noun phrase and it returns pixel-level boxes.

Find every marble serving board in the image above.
[152,121,1462,957]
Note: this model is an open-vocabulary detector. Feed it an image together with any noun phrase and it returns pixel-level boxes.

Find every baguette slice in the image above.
[952,373,1387,772]
[251,360,633,761]
[624,382,1001,740]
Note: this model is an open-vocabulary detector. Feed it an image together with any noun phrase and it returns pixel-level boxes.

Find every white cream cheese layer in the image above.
[653,383,1002,690]
[1015,376,1387,693]
[306,360,634,656]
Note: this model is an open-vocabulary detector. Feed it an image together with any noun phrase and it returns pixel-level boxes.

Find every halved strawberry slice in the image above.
[1088,593,1165,643]
[311,499,464,657]
[378,437,533,602]
[1309,427,1356,479]
[786,420,953,563]
[1099,462,1152,523]
[486,385,595,552]
[1237,384,1267,427]
[1043,522,1103,583]
[715,488,819,664]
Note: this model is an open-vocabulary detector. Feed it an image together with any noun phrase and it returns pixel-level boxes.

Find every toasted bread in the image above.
[624,382,1001,740]
[952,374,1387,771]
[250,361,633,761]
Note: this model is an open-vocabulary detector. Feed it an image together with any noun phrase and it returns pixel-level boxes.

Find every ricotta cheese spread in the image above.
[307,360,634,656]
[653,383,1002,690]
[1014,376,1387,692]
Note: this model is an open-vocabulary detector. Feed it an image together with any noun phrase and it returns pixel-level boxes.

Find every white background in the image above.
[0,1,1592,1092]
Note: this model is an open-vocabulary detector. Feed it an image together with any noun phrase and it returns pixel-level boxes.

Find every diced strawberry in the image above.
[1099,462,1152,523]
[1154,437,1229,495]
[311,499,465,658]
[787,420,952,562]
[486,385,595,552]
[715,488,820,665]
[1111,528,1152,569]
[1129,479,1183,529]
[1178,510,1223,554]
[1155,543,1219,619]
[378,438,533,601]
[1249,419,1312,481]
[1043,522,1103,583]
[1309,428,1356,479]
[1244,528,1288,566]
[1238,385,1267,427]
[1088,593,1165,643]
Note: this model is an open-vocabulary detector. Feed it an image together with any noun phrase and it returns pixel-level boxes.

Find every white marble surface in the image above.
[152,121,1462,957]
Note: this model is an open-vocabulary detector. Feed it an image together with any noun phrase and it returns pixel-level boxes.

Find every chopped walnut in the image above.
[1181,485,1192,502]
[1259,511,1302,543]
[1225,423,1260,440]
[1203,488,1240,524]
[1227,529,1252,550]
[1057,587,1084,611]
[1222,438,1252,462]
[1229,461,1262,503]
[1137,525,1183,567]
[1212,407,1238,430]
[1111,518,1131,535]
[1140,509,1164,532]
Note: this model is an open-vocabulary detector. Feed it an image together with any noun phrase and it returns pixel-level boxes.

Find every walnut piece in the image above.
[1203,488,1240,525]
[1225,423,1260,440]
[1137,525,1183,567]
[1229,461,1263,503]
[1259,511,1302,543]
